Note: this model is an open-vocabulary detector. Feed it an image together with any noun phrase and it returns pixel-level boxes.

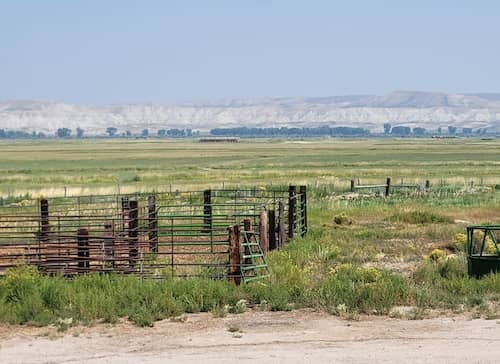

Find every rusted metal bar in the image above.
[39,198,50,270]
[128,200,138,267]
[40,199,50,242]
[203,189,212,233]
[77,227,89,272]
[148,195,158,253]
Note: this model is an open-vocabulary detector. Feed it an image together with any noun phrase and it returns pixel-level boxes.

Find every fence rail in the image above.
[350,177,431,196]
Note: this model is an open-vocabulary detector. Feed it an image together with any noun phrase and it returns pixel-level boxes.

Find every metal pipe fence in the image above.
[0,186,308,279]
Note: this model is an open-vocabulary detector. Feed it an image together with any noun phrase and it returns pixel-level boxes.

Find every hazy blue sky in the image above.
[1,0,499,103]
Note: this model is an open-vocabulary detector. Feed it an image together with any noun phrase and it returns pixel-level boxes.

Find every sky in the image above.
[0,0,499,104]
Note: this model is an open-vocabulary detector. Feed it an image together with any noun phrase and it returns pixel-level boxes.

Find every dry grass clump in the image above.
[388,210,453,224]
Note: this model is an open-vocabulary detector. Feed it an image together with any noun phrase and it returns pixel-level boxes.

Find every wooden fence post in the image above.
[103,221,115,268]
[38,198,50,269]
[77,227,89,273]
[268,209,277,250]
[148,195,158,253]
[288,185,297,239]
[203,189,212,233]
[385,177,391,197]
[425,180,430,192]
[300,185,307,236]
[259,209,269,253]
[128,200,138,268]
[350,179,355,192]
[121,197,130,233]
[228,224,241,285]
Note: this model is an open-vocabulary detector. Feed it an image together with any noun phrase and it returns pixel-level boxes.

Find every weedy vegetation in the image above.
[0,138,500,327]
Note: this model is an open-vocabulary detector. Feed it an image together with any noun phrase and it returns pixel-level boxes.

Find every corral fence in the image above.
[0,186,307,281]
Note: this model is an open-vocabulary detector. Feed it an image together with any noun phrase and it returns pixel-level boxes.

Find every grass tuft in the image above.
[388,210,453,224]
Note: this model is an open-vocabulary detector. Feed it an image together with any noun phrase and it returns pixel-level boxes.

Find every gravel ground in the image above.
[1,310,500,363]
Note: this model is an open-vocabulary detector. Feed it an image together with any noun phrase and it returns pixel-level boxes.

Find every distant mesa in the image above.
[0,91,499,134]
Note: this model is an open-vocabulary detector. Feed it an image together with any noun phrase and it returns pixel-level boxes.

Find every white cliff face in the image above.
[1,91,499,134]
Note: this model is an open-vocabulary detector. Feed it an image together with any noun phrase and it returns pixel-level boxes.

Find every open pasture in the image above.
[0,138,499,197]
[0,137,500,327]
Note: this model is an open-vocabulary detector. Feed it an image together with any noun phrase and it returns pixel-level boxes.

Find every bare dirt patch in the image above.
[2,310,500,363]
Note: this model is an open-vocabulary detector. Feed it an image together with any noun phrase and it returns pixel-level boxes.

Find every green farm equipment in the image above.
[467,225,500,277]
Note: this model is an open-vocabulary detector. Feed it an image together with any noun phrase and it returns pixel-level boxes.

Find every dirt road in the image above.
[1,310,500,363]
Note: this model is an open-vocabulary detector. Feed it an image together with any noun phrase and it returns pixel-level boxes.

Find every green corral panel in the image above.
[467,225,500,277]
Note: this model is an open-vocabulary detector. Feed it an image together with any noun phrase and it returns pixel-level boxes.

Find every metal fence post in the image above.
[300,185,307,236]
[148,195,158,253]
[39,198,50,268]
[278,201,285,248]
[288,185,297,239]
[268,209,277,250]
[203,189,212,233]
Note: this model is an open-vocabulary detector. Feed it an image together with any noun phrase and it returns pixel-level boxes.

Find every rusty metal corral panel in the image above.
[0,187,307,279]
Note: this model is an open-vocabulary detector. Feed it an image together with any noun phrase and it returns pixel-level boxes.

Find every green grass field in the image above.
[1,137,500,327]
[0,138,499,197]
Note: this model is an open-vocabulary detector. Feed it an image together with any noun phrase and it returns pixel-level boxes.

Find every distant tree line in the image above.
[105,127,200,138]
[0,129,46,139]
[0,127,201,139]
[382,123,490,136]
[0,124,493,139]
[0,128,80,139]
[157,128,198,138]
[210,126,370,137]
